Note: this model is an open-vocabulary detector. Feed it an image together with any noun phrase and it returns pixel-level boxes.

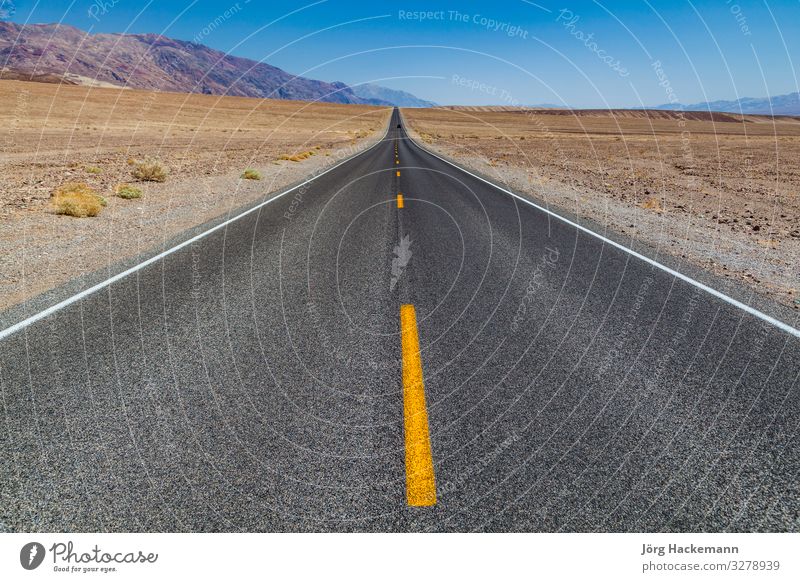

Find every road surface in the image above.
[1,109,798,532]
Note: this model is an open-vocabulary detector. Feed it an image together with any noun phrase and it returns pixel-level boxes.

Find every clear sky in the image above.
[5,0,800,107]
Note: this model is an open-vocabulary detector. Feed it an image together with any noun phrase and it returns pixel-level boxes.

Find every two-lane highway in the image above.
[1,108,798,532]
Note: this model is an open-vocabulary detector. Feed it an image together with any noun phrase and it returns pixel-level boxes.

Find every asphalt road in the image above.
[1,109,799,532]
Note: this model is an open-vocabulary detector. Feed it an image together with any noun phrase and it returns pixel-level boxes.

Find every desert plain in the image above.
[0,80,390,311]
[403,106,800,310]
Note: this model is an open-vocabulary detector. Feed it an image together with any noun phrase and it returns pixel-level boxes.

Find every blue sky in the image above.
[5,0,800,107]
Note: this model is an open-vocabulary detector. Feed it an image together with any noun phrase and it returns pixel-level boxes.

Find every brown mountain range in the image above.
[0,21,385,104]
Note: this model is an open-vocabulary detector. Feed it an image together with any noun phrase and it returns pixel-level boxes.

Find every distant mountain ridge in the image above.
[653,91,800,115]
[0,21,431,106]
[351,83,436,107]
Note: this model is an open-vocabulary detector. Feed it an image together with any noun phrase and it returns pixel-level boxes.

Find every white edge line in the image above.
[401,114,800,340]
[0,116,393,342]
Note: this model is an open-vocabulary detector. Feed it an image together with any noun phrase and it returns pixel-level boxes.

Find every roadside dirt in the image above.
[0,80,391,311]
[403,107,800,310]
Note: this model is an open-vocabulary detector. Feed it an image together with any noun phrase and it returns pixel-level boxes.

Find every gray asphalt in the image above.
[1,109,799,532]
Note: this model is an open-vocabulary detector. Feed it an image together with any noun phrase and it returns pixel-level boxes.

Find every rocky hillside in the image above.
[0,21,404,105]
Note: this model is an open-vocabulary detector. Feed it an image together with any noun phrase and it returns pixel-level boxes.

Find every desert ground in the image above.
[0,80,390,311]
[403,106,800,310]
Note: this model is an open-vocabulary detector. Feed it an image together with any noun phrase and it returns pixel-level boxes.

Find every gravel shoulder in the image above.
[0,80,391,313]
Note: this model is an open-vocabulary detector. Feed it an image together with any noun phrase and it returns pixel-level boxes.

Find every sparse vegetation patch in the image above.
[115,183,143,199]
[641,196,663,212]
[52,182,104,217]
[278,151,316,162]
[241,169,262,180]
[131,159,168,182]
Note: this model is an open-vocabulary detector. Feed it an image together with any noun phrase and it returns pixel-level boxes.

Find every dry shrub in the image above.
[132,159,168,182]
[278,151,315,162]
[52,182,93,198]
[115,183,143,199]
[241,169,262,180]
[641,196,663,212]
[52,182,104,217]
[85,165,102,174]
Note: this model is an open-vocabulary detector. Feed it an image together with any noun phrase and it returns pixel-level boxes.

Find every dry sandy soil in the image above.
[0,80,390,311]
[403,107,800,310]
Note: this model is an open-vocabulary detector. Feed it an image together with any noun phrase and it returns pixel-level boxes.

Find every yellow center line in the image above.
[400,304,437,507]
[397,193,404,209]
